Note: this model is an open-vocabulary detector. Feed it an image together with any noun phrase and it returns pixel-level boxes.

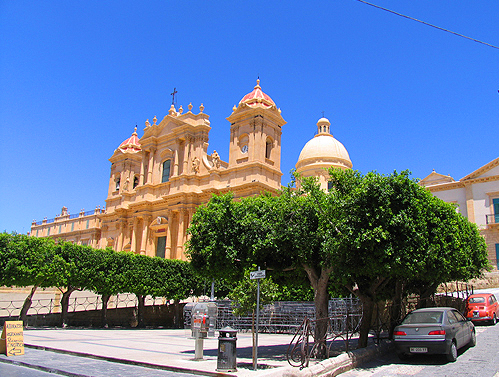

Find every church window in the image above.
[115,177,120,191]
[59,225,62,234]
[494,198,499,224]
[162,160,171,183]
[133,176,139,189]
[265,138,272,159]
[71,223,74,232]
[47,228,50,236]
[156,236,166,258]
[86,220,90,229]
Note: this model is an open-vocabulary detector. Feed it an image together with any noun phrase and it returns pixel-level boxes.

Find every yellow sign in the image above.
[0,321,24,356]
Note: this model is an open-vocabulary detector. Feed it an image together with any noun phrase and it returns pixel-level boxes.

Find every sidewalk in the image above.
[0,328,390,376]
[10,328,297,376]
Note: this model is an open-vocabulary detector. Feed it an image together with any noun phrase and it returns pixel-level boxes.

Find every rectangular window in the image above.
[86,220,89,229]
[47,228,50,236]
[156,236,166,258]
[162,160,171,183]
[494,198,499,224]
[71,223,74,232]
[496,244,499,270]
[59,225,62,234]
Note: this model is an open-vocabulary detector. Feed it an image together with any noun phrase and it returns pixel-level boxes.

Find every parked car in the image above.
[465,293,499,325]
[393,307,475,362]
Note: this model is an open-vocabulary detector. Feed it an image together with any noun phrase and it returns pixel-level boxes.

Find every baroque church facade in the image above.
[30,81,352,259]
[30,81,498,268]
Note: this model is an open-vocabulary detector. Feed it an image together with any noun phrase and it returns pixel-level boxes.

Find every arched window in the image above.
[115,177,120,191]
[133,176,139,189]
[265,138,272,159]
[162,160,171,183]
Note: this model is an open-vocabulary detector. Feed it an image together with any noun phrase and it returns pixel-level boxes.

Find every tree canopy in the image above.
[187,168,490,349]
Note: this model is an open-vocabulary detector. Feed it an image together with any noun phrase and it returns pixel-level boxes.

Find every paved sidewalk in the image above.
[3,328,297,376]
[0,328,388,376]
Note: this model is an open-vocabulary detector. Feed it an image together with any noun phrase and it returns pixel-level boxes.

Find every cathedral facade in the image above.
[30,80,498,268]
[32,81,289,259]
[30,81,353,260]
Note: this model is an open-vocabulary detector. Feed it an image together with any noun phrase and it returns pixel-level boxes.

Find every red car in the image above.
[465,293,499,325]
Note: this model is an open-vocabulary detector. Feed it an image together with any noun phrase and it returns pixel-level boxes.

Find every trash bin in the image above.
[217,326,237,372]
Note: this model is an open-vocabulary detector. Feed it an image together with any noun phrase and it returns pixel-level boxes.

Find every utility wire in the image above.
[355,0,499,50]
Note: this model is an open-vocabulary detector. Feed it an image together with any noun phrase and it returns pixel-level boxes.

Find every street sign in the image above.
[250,269,266,279]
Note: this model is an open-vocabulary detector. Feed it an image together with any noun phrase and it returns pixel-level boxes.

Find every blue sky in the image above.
[1,1,498,234]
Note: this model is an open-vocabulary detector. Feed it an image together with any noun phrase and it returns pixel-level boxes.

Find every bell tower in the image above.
[226,80,286,186]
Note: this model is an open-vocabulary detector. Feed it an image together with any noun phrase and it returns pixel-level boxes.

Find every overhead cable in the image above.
[355,0,499,50]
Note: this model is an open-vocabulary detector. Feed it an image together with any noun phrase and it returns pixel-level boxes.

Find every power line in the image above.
[355,0,499,50]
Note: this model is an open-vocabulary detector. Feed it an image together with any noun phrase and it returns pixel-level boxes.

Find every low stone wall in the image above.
[0,303,185,328]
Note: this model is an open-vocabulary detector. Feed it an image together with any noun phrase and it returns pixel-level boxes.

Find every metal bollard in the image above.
[217,326,237,372]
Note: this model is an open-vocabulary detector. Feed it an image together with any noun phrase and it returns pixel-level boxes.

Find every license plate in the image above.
[410,347,427,353]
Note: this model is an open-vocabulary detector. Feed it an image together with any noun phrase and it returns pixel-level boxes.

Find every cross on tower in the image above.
[321,111,325,118]
[170,87,178,105]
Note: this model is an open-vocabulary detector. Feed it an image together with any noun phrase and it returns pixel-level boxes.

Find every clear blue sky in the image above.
[1,1,498,234]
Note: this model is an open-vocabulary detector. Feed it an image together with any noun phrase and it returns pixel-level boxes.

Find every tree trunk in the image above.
[60,287,76,327]
[137,294,146,328]
[19,285,38,325]
[357,296,374,348]
[389,280,405,337]
[173,299,181,328]
[101,294,110,328]
[303,264,332,358]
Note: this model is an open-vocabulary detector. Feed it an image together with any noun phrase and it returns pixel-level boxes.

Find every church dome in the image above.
[296,117,352,180]
[239,79,275,109]
[118,127,141,153]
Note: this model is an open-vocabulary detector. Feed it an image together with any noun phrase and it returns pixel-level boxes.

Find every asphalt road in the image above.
[342,287,499,377]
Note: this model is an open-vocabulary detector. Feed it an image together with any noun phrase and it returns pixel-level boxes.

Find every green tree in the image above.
[302,168,489,347]
[188,169,489,351]
[0,233,64,324]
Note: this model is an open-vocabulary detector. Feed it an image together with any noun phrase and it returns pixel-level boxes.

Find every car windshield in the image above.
[469,297,486,303]
[402,311,443,324]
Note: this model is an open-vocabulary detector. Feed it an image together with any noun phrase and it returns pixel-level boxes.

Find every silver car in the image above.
[393,307,475,362]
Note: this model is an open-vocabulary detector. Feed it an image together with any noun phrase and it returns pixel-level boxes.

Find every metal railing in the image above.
[0,293,167,318]
[184,298,362,335]
[486,214,499,225]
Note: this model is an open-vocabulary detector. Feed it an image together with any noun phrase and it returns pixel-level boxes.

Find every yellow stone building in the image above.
[31,80,497,268]
[30,81,356,260]
[31,81,289,259]
[420,157,499,268]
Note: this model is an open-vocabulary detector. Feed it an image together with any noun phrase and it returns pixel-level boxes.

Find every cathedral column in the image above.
[183,141,189,173]
[147,148,155,183]
[139,154,146,185]
[165,210,172,259]
[117,221,125,251]
[140,216,150,255]
[173,148,179,177]
[131,218,138,253]
[176,209,185,259]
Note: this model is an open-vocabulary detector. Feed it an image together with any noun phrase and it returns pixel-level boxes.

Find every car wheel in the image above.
[469,330,476,347]
[491,314,497,326]
[446,341,458,362]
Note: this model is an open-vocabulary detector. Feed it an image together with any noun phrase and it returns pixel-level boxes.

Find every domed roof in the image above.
[118,127,141,153]
[239,79,275,108]
[296,117,352,172]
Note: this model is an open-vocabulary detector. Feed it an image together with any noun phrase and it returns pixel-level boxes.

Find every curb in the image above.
[24,344,233,377]
[260,340,393,377]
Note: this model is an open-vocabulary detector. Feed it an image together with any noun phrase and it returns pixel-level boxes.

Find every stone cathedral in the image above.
[30,80,353,259]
